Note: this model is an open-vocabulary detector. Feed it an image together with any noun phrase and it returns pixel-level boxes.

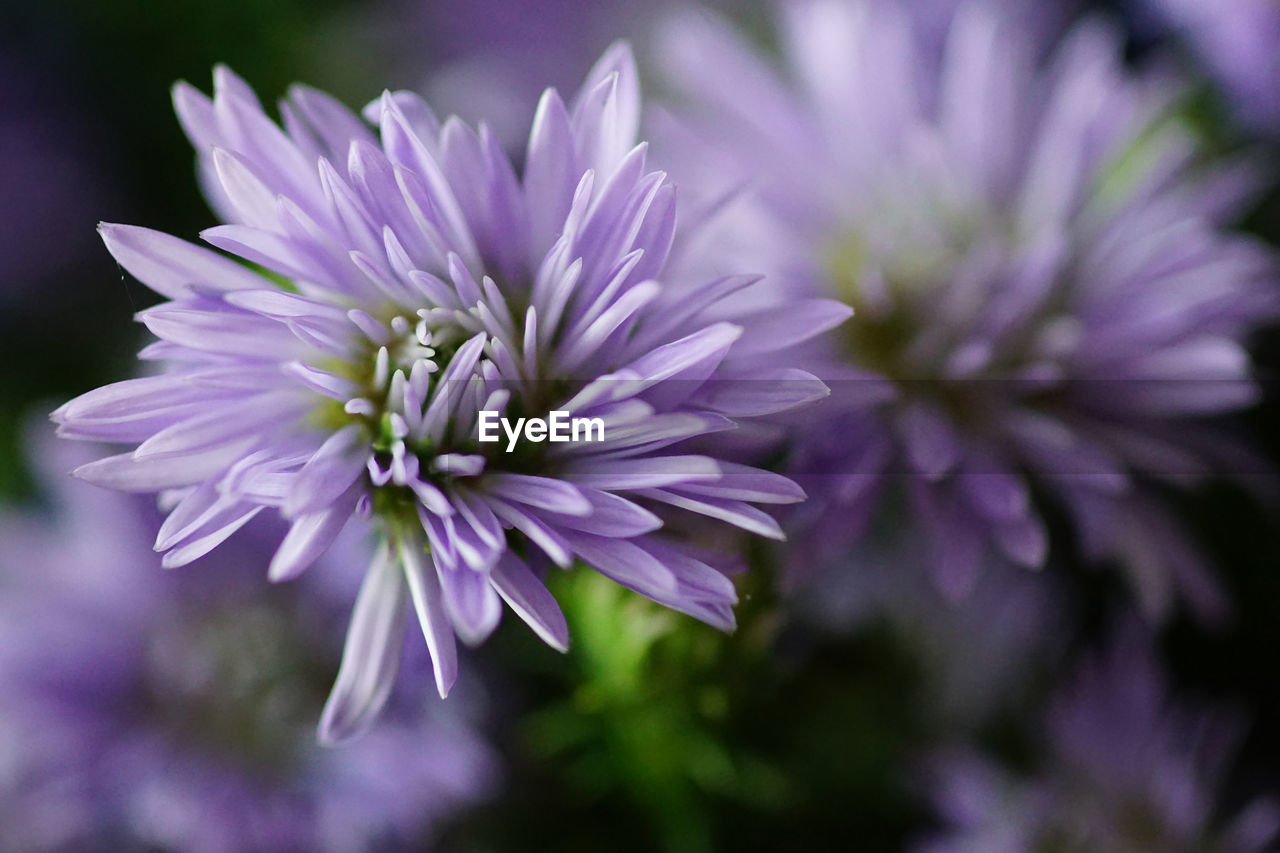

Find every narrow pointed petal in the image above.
[484,474,591,516]
[268,496,353,581]
[399,538,459,698]
[437,564,503,646]
[491,553,569,652]
[318,549,408,745]
[284,425,369,517]
[100,223,266,298]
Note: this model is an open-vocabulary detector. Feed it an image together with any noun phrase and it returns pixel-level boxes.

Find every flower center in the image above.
[347,311,486,510]
[824,184,1069,431]
[829,233,922,379]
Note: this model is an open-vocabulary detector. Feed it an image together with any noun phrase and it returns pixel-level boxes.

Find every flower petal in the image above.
[318,547,407,745]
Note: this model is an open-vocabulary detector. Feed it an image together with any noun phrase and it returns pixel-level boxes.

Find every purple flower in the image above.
[52,44,835,740]
[917,625,1280,852]
[0,427,498,852]
[655,0,1277,615]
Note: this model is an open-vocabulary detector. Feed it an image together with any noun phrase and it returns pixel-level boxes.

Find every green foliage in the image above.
[439,564,929,852]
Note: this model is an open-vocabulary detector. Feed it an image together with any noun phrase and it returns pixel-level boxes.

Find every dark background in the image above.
[2,1,1278,849]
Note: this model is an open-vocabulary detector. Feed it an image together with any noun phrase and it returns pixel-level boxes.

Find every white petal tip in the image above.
[316,709,368,748]
[68,463,103,484]
[160,552,191,570]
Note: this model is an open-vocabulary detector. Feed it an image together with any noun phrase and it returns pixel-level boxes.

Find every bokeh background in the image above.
[3,0,1280,850]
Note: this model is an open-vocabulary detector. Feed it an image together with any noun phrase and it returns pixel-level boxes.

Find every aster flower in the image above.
[916,625,1280,852]
[53,44,835,740]
[0,426,498,852]
[655,0,1276,614]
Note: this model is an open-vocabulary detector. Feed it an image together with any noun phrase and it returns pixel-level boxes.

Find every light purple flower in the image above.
[0,427,498,852]
[917,624,1280,852]
[52,44,836,740]
[655,0,1277,615]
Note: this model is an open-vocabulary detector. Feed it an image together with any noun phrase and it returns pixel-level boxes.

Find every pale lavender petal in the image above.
[483,473,591,516]
[318,548,407,745]
[485,497,574,568]
[399,538,459,698]
[524,89,577,258]
[727,300,853,358]
[160,505,262,568]
[99,223,266,298]
[73,448,242,492]
[437,564,502,646]
[636,489,785,540]
[284,425,369,517]
[564,455,722,490]
[531,488,662,538]
[692,369,830,417]
[491,552,569,652]
[572,41,641,178]
[268,495,354,581]
[562,532,680,601]
[674,462,806,504]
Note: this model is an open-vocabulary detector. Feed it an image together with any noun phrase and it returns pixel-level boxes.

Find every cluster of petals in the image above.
[656,0,1277,612]
[0,431,497,849]
[53,44,842,740]
[919,626,1280,851]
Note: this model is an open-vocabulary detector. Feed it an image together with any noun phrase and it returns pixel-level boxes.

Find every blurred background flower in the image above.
[917,623,1280,852]
[0,424,498,851]
[654,0,1277,621]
